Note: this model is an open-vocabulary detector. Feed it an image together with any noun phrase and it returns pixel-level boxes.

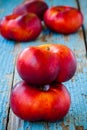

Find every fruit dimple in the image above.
[50,6,71,16]
[39,84,50,91]
[53,6,70,12]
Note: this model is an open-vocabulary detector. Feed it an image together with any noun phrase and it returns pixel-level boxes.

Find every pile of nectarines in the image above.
[0,0,83,41]
[10,43,77,121]
[0,0,82,122]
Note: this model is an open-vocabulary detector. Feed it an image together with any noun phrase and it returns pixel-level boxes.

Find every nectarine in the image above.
[44,6,83,34]
[0,13,42,41]
[10,81,71,121]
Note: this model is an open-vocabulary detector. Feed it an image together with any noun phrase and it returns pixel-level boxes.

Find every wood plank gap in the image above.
[76,0,80,10]
[44,122,50,130]
[81,25,87,57]
[5,106,10,130]
[76,0,87,57]
[5,59,16,130]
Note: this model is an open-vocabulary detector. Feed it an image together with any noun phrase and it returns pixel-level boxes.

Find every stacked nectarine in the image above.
[10,43,77,121]
[10,81,71,121]
[0,0,81,122]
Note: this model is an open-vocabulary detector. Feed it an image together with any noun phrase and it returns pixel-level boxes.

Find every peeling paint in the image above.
[78,30,84,40]
[75,126,84,130]
[61,122,69,130]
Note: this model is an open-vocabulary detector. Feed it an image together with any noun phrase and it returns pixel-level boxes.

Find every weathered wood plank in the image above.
[0,37,15,130]
[0,0,23,18]
[0,0,24,130]
[78,0,87,53]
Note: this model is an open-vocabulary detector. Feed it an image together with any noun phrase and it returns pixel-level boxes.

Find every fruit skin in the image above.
[17,44,77,85]
[44,6,83,34]
[0,13,42,42]
[17,45,59,85]
[10,81,71,122]
[37,44,77,83]
[55,44,77,82]
[13,0,48,20]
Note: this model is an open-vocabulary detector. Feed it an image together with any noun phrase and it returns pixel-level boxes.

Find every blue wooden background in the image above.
[0,0,87,130]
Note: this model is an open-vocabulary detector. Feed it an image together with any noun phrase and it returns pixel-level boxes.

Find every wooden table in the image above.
[0,0,87,130]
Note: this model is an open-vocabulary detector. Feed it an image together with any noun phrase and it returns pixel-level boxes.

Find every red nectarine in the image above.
[17,45,59,85]
[10,81,71,121]
[0,13,42,41]
[13,0,48,20]
[17,44,77,85]
[44,6,83,34]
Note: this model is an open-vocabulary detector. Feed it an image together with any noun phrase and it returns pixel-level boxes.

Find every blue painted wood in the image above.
[0,0,23,130]
[0,37,15,130]
[0,0,23,18]
[0,0,87,130]
[78,0,87,50]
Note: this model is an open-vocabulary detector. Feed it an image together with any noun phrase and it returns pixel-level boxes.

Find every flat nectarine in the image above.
[10,81,71,121]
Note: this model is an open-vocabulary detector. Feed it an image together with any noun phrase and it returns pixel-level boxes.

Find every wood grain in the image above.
[78,0,87,54]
